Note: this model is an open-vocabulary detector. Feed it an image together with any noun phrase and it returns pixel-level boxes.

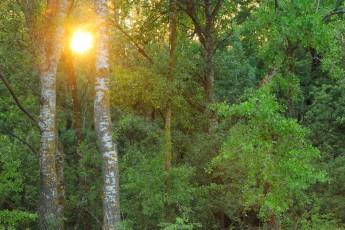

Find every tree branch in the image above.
[181,0,206,46]
[275,0,279,11]
[179,89,206,113]
[0,71,40,125]
[324,8,345,20]
[103,3,154,64]
[211,0,223,19]
[285,39,301,54]
[109,20,154,64]
[4,126,38,155]
[215,29,233,50]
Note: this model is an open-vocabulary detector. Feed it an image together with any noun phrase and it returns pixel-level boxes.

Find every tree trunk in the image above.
[36,0,68,229]
[268,214,281,230]
[309,47,322,72]
[38,67,59,229]
[204,0,217,132]
[184,0,218,128]
[204,0,216,106]
[165,0,177,222]
[94,0,121,229]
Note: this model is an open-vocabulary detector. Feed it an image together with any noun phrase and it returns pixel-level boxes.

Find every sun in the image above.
[71,30,93,54]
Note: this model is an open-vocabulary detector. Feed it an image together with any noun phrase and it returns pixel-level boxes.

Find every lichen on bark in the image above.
[94,0,121,229]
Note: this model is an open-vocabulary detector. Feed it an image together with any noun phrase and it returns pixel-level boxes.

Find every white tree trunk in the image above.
[37,0,68,229]
[38,69,59,229]
[94,0,121,229]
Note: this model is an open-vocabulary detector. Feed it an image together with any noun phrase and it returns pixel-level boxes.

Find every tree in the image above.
[179,0,222,126]
[1,0,344,228]
[213,86,325,229]
[94,0,120,228]
[178,0,257,127]
[164,0,177,222]
[20,0,69,228]
[241,0,342,119]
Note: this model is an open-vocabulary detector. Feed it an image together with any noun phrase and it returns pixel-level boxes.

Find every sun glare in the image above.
[71,30,93,54]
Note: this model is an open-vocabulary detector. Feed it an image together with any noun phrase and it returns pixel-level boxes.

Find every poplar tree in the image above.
[94,0,120,228]
[21,0,69,228]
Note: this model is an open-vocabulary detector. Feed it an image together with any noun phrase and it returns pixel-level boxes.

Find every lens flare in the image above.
[71,30,93,54]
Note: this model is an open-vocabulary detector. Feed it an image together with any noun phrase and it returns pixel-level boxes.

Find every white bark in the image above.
[37,0,68,229]
[94,0,120,229]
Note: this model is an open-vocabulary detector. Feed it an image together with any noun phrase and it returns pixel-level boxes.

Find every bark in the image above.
[309,47,322,72]
[95,0,120,229]
[164,0,177,222]
[204,0,216,105]
[38,56,59,230]
[214,209,232,230]
[204,31,216,105]
[164,101,172,221]
[36,0,68,229]
[268,214,281,230]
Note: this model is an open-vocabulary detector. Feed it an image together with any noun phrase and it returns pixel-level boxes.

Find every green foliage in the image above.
[0,136,39,229]
[214,86,325,221]
[117,114,195,229]
[215,31,256,103]
[304,79,345,224]
[62,128,103,229]
[0,136,23,198]
[159,213,202,230]
[292,205,342,229]
[111,61,166,114]
[0,210,37,229]
[0,0,344,228]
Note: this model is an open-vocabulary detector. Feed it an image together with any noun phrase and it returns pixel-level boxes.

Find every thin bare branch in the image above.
[4,126,38,155]
[0,71,40,125]
[110,20,154,64]
[324,8,345,20]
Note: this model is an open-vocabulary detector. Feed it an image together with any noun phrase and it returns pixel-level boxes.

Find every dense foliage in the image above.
[0,0,344,229]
